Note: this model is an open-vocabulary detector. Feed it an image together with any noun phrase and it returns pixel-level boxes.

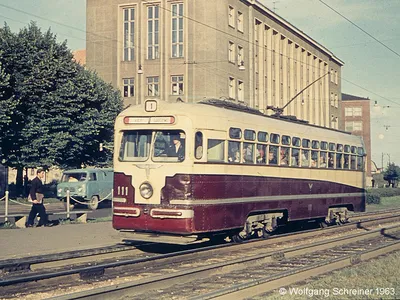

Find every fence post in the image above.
[111,188,114,212]
[66,190,70,220]
[5,190,9,223]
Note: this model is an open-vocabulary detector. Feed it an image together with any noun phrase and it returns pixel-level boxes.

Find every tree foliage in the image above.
[0,22,123,172]
[383,163,400,188]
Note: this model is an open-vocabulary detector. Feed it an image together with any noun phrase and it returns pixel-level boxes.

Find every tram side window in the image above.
[320,152,327,168]
[344,154,350,169]
[243,142,254,164]
[207,139,225,162]
[268,145,278,165]
[280,147,289,166]
[194,132,203,159]
[291,148,299,167]
[351,155,357,170]
[228,141,241,163]
[357,156,364,170]
[256,144,266,164]
[229,128,242,139]
[328,152,335,168]
[336,153,343,169]
[311,151,318,167]
[301,150,310,167]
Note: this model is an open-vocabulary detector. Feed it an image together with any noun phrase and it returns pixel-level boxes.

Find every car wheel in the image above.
[88,195,99,210]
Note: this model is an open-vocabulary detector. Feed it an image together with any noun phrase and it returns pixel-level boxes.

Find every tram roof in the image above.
[120,99,362,145]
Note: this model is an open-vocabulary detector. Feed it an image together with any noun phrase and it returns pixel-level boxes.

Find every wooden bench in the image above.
[0,211,88,228]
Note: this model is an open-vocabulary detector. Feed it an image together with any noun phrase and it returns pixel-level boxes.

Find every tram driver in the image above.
[167,134,185,161]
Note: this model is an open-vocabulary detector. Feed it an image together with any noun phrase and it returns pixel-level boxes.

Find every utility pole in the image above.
[381,152,391,171]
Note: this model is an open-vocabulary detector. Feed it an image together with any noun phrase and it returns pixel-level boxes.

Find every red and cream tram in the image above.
[112,99,366,243]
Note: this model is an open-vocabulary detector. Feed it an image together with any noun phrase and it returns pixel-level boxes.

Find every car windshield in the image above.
[119,130,186,162]
[61,173,87,182]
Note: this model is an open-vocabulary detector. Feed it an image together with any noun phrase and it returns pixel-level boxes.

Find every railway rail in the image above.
[1,210,400,299]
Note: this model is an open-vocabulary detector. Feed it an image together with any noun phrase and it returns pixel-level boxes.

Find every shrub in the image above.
[366,193,380,204]
[367,188,400,198]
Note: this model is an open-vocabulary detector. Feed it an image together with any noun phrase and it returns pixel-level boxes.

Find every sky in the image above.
[0,0,399,167]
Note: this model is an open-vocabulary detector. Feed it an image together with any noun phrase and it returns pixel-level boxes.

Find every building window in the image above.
[335,70,338,84]
[228,6,235,28]
[229,77,235,99]
[335,94,338,108]
[123,8,135,61]
[123,78,135,97]
[229,41,235,63]
[237,11,243,32]
[237,45,244,65]
[147,76,159,96]
[330,69,334,82]
[238,80,244,101]
[172,3,184,58]
[171,75,184,95]
[330,92,334,106]
[353,107,362,116]
[345,107,362,117]
[345,121,362,132]
[147,6,159,60]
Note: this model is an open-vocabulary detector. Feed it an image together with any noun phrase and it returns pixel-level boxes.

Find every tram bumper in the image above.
[113,206,195,235]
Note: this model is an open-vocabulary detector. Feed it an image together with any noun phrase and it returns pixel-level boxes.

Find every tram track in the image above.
[41,220,400,300]
[1,210,400,299]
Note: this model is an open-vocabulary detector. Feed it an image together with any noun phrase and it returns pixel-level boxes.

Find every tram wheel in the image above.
[262,228,274,238]
[231,232,247,243]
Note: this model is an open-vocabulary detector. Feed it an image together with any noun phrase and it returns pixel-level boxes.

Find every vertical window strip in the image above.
[148,6,159,60]
[172,3,184,58]
[123,8,135,61]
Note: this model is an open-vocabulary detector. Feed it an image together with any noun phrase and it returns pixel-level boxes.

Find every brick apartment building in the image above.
[341,93,372,180]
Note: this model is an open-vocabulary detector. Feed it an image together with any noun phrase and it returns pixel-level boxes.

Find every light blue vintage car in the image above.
[57,168,113,210]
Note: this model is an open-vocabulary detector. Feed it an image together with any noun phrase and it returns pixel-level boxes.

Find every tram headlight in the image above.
[140,182,153,199]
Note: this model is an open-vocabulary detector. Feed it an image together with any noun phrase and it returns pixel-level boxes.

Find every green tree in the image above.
[383,163,400,188]
[0,22,123,194]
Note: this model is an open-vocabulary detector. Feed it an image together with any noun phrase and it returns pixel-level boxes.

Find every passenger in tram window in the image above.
[301,150,309,167]
[243,143,254,163]
[228,141,241,163]
[268,146,278,165]
[280,147,289,165]
[320,152,327,168]
[291,149,299,166]
[328,153,334,168]
[256,145,266,164]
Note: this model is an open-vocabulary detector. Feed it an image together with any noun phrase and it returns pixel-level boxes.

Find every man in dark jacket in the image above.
[26,169,52,227]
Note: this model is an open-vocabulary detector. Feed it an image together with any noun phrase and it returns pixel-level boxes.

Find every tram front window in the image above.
[153,130,186,162]
[119,130,152,161]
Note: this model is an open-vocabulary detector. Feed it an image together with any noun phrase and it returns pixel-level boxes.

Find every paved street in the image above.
[0,222,128,260]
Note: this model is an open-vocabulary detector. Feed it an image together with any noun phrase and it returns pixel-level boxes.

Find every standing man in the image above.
[26,169,52,227]
[167,135,185,161]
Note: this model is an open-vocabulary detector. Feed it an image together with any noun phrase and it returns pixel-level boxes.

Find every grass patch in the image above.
[367,196,400,212]
[263,251,400,300]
